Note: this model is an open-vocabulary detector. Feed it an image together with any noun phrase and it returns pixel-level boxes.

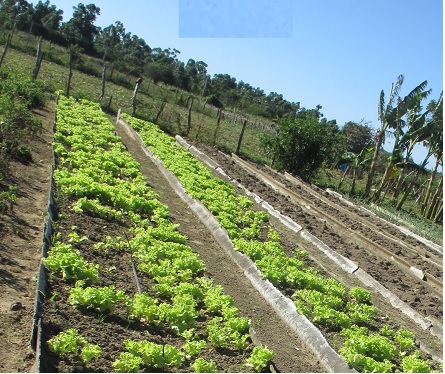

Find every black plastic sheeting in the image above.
[29,99,58,372]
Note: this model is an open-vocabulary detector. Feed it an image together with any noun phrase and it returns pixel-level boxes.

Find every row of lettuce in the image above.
[122,112,439,373]
[43,94,275,372]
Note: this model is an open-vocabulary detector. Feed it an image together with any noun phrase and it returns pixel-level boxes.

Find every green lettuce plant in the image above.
[246,346,275,372]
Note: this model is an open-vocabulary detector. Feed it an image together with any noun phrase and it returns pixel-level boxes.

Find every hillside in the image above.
[0,31,442,373]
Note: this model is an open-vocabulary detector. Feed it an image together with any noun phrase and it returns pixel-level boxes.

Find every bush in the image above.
[260,114,340,181]
[0,67,45,175]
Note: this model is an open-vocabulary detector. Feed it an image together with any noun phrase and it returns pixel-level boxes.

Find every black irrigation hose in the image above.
[30,98,59,371]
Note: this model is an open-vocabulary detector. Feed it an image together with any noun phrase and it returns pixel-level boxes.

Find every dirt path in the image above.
[0,102,55,372]
[114,121,325,373]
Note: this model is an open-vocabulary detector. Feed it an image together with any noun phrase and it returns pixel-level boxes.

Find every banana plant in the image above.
[394,96,441,211]
[365,75,430,198]
[421,94,443,216]
[338,145,374,196]
[393,110,432,200]
[371,79,431,201]
[365,74,404,197]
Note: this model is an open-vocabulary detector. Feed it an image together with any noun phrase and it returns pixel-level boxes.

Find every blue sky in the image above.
[53,0,443,167]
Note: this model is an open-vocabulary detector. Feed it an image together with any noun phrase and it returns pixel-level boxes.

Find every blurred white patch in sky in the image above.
[179,0,293,38]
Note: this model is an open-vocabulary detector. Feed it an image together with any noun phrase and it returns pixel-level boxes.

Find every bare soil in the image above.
[0,102,55,372]
[0,100,442,372]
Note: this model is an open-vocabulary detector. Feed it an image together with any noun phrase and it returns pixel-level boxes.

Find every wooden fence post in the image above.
[131,77,143,116]
[32,37,44,80]
[213,108,222,145]
[66,52,73,97]
[186,97,194,136]
[0,33,12,68]
[235,119,248,155]
[155,100,167,123]
[98,64,106,101]
[106,95,113,113]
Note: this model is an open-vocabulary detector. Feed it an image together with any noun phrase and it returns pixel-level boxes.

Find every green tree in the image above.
[27,1,63,39]
[145,47,179,85]
[341,120,374,154]
[96,21,126,62]
[182,59,207,93]
[121,34,151,75]
[0,0,31,31]
[60,3,100,52]
[260,114,338,181]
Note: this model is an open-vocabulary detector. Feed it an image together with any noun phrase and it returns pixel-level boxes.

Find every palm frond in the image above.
[386,75,404,109]
[378,90,385,123]
[399,81,430,112]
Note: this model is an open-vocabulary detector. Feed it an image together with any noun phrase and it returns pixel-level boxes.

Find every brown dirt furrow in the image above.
[0,103,55,372]
[183,140,443,360]
[114,121,326,373]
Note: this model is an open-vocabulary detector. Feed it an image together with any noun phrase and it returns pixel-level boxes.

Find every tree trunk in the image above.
[0,33,12,68]
[382,178,395,200]
[425,178,443,219]
[32,37,44,81]
[200,76,208,103]
[429,194,442,221]
[373,136,399,201]
[350,166,358,196]
[395,160,426,210]
[421,157,440,215]
[235,119,248,155]
[393,166,405,200]
[337,166,349,190]
[365,132,385,197]
[109,64,115,80]
[394,142,419,200]
[434,204,443,223]
[395,179,415,210]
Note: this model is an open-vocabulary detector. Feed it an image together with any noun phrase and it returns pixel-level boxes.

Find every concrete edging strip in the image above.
[118,121,352,373]
[173,135,443,345]
[300,230,359,274]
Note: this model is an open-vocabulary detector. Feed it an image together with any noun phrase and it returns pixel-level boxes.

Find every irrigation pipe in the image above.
[173,136,442,349]
[116,117,352,373]
[30,97,60,372]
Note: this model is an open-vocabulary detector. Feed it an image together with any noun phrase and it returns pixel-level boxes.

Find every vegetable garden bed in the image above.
[36,96,441,372]
[37,96,325,373]
[119,113,442,373]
